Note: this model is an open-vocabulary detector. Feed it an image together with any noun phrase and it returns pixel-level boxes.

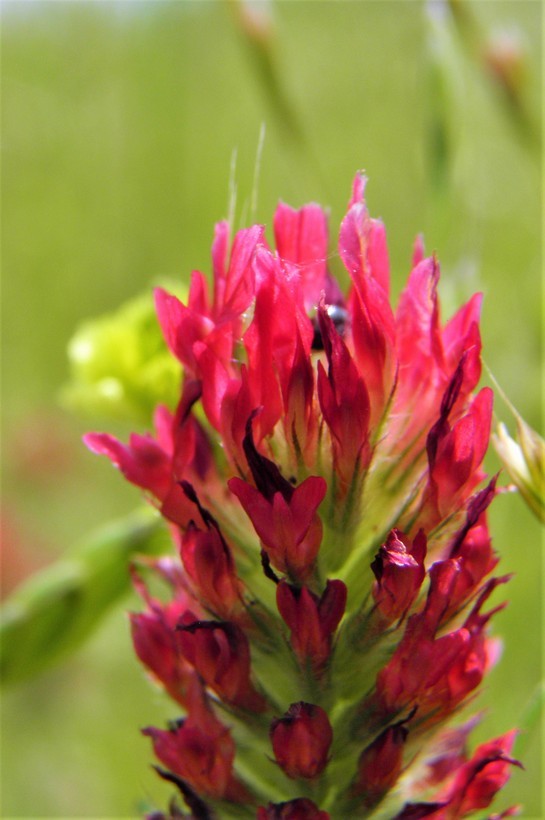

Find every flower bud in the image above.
[355,721,408,806]
[276,580,346,673]
[371,529,427,624]
[494,417,545,523]
[143,717,234,800]
[177,484,244,620]
[176,615,266,712]
[229,475,326,581]
[270,702,333,779]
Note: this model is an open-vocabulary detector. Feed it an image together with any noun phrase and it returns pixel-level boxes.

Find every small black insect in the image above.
[311,303,349,351]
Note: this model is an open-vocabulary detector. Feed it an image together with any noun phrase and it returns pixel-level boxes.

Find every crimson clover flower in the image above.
[85,173,521,818]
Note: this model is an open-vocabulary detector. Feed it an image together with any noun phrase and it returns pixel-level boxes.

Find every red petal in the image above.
[274,201,329,309]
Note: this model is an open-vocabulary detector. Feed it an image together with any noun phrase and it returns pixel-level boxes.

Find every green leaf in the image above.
[0,508,169,685]
[514,679,545,759]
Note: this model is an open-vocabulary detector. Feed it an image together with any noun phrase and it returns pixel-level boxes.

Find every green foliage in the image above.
[514,680,545,761]
[0,509,168,685]
[63,289,182,426]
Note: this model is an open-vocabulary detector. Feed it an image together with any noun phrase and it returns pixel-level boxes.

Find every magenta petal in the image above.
[228,477,270,539]
[349,274,396,423]
[154,287,213,372]
[339,180,390,296]
[396,256,443,374]
[289,476,327,522]
[211,220,230,307]
[219,224,263,319]
[443,293,483,360]
[84,432,171,498]
[274,201,329,309]
[348,171,367,208]
[317,579,347,634]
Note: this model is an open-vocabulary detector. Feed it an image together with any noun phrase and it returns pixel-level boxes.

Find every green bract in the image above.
[0,509,168,684]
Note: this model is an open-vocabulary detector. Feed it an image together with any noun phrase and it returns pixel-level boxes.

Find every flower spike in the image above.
[86,173,521,819]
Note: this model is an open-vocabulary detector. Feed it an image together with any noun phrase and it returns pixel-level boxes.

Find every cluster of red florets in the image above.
[86,174,520,818]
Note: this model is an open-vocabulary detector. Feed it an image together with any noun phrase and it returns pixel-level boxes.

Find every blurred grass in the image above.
[1,1,542,817]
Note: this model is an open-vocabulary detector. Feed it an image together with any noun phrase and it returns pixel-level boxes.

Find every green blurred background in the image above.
[1,1,542,817]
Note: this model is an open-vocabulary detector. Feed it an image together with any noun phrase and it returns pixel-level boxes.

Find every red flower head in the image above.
[86,173,519,819]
